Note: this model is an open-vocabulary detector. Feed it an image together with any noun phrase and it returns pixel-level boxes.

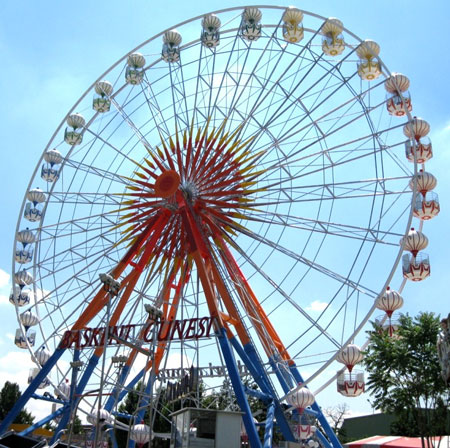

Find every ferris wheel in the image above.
[2,5,439,448]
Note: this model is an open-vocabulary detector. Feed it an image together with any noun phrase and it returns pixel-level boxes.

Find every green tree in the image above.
[0,381,34,425]
[364,312,449,448]
[69,414,83,435]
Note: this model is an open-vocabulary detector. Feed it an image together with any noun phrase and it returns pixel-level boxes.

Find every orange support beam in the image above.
[180,206,224,323]
[70,211,170,331]
[214,251,275,357]
[216,234,293,363]
[179,201,253,346]
[206,257,250,345]
[139,260,189,374]
[94,269,141,358]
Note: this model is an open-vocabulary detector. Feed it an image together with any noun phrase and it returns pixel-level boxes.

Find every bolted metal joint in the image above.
[70,360,84,370]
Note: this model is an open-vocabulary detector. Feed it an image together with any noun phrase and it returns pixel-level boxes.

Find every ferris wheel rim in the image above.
[10,5,422,421]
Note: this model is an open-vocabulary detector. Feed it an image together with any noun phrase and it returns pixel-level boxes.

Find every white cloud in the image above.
[0,350,53,420]
[164,352,193,370]
[306,300,328,312]
[0,268,10,288]
[27,398,52,422]
[0,294,9,305]
[6,333,14,341]
[0,352,33,403]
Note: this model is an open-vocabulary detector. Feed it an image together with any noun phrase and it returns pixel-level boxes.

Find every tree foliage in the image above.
[364,312,449,446]
[69,414,83,435]
[0,381,34,425]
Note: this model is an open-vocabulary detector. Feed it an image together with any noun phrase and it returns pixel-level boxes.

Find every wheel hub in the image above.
[116,120,264,269]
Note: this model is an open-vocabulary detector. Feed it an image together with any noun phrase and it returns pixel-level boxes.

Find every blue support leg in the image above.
[263,402,275,448]
[245,387,272,404]
[231,338,294,442]
[109,367,146,409]
[50,405,71,441]
[289,364,342,448]
[217,329,262,448]
[268,356,306,433]
[230,338,268,390]
[18,406,67,436]
[270,355,295,390]
[73,352,98,398]
[135,375,155,423]
[242,342,273,392]
[241,342,295,442]
[316,425,334,447]
[31,393,66,405]
[0,348,65,435]
[268,357,292,393]
[103,365,147,448]
[104,364,131,411]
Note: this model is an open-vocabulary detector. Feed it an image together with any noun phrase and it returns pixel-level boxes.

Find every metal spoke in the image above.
[242,210,403,245]
[230,222,379,298]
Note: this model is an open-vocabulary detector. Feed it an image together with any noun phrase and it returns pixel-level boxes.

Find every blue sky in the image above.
[0,1,449,420]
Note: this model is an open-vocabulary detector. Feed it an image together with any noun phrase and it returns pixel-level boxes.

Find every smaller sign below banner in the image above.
[159,360,250,380]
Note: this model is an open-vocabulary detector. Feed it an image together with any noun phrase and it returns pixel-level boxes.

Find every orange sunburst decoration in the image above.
[113,119,266,274]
